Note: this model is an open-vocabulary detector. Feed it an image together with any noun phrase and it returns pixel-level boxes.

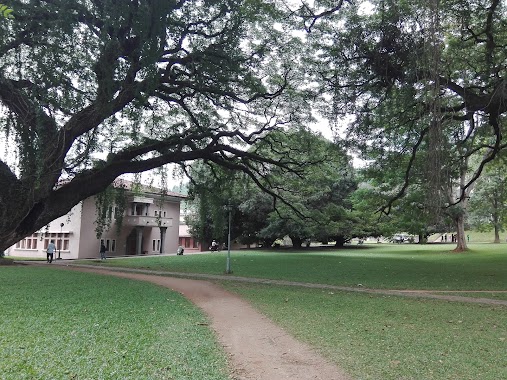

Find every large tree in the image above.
[308,0,507,251]
[254,129,357,247]
[187,128,357,248]
[0,0,314,251]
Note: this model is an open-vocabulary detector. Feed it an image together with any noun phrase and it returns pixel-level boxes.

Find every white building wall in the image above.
[7,190,183,259]
[78,197,102,259]
[6,202,83,259]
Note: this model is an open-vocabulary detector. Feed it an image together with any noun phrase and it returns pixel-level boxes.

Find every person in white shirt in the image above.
[47,240,56,263]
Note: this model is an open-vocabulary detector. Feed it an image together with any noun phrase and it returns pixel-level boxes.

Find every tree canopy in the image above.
[0,0,316,250]
[306,0,507,250]
[186,128,358,248]
[3,0,507,252]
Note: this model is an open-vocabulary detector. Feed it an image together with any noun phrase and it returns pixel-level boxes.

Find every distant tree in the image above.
[468,160,507,243]
[253,129,357,247]
[187,128,357,248]
[236,191,274,247]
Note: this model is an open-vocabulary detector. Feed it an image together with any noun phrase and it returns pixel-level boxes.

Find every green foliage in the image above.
[187,128,358,247]
[94,183,127,238]
[0,4,13,19]
[185,162,238,245]
[255,129,358,246]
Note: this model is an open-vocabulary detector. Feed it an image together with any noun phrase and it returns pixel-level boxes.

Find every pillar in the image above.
[136,226,143,255]
[159,227,167,254]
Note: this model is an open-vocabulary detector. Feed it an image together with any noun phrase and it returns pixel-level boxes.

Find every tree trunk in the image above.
[334,236,347,247]
[453,213,468,252]
[0,170,123,252]
[290,236,303,249]
[493,211,501,243]
[494,225,501,243]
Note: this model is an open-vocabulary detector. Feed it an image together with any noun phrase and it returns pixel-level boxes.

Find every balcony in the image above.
[124,215,173,227]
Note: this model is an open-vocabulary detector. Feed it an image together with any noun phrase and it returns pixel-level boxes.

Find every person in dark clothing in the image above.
[100,243,107,260]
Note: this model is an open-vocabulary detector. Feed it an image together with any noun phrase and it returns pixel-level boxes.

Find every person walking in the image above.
[100,243,107,260]
[47,240,56,263]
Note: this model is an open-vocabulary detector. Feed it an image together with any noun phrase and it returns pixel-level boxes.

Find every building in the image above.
[6,182,186,259]
[178,224,202,253]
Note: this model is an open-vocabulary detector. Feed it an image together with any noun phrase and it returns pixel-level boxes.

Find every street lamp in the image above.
[58,222,64,259]
[225,202,232,274]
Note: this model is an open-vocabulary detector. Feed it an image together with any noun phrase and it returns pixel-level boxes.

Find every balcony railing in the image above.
[124,215,173,227]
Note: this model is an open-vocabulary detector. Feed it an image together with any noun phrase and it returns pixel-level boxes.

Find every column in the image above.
[159,227,167,254]
[136,226,143,255]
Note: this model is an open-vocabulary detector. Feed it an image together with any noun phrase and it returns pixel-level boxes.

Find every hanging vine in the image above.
[94,183,127,238]
[424,0,446,215]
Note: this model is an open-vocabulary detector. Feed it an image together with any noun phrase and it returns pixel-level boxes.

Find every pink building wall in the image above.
[178,224,202,252]
[6,189,184,259]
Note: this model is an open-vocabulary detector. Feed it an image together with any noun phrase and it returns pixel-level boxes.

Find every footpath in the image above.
[41,262,351,380]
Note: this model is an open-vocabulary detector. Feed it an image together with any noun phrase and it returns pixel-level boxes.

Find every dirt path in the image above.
[58,264,507,307]
[60,266,351,380]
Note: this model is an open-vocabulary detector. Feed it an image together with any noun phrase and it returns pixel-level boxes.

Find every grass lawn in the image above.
[0,266,230,380]
[80,243,507,291]
[221,281,507,380]
[9,243,507,379]
[71,243,507,379]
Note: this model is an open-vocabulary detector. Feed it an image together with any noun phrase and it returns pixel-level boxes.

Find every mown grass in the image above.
[12,243,507,379]
[82,243,507,291]
[73,243,507,379]
[0,266,230,380]
[221,282,507,380]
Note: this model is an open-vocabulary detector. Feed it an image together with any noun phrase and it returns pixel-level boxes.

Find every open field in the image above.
[73,243,507,378]
[0,266,229,380]
[6,243,507,379]
[222,281,506,380]
[78,243,507,291]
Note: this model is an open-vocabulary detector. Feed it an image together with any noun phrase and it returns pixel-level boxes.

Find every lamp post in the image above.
[225,202,232,274]
[58,222,64,259]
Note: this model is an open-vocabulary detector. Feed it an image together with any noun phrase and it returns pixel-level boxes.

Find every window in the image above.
[16,234,38,249]
[45,233,70,252]
[152,239,160,252]
[193,239,199,248]
[100,239,116,252]
[163,211,166,217]
[154,210,158,217]
[184,237,191,248]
